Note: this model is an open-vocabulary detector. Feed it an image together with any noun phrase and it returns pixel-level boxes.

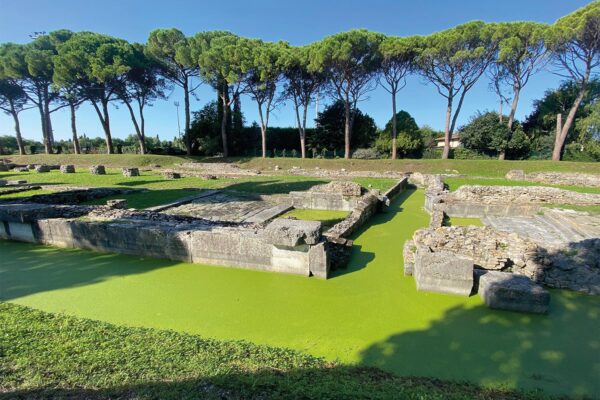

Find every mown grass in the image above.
[0,170,397,208]
[281,208,350,230]
[445,217,483,227]
[3,154,600,177]
[0,189,54,199]
[0,302,552,400]
[444,177,600,194]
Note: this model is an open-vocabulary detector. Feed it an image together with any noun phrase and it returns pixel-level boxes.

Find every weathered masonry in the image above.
[0,178,408,279]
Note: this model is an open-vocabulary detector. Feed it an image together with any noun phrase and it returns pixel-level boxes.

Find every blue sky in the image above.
[0,0,592,143]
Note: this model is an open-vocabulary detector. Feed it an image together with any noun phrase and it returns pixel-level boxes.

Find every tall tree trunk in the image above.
[70,103,81,154]
[10,107,25,155]
[442,95,453,160]
[139,102,146,155]
[36,101,51,154]
[183,78,191,156]
[344,99,351,159]
[553,113,564,161]
[301,100,309,159]
[293,96,309,159]
[552,85,587,161]
[499,85,521,161]
[44,96,54,153]
[257,102,267,159]
[123,100,146,155]
[391,90,398,160]
[100,99,114,154]
[219,86,229,158]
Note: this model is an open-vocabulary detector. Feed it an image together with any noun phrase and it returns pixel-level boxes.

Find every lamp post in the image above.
[174,101,181,138]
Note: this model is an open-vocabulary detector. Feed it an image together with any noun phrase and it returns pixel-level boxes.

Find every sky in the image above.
[0,0,593,143]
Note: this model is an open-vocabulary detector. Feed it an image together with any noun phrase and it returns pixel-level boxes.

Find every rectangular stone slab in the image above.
[478,271,550,314]
[414,249,474,296]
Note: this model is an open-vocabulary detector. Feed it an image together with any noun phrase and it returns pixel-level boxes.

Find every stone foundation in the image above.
[506,170,600,188]
[0,203,331,278]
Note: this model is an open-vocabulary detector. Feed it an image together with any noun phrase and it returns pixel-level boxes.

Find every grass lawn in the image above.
[0,170,397,209]
[1,190,598,397]
[281,208,350,230]
[0,188,54,199]
[3,154,600,177]
[445,217,484,227]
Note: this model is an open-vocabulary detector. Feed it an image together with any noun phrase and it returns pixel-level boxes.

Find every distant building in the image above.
[435,134,461,148]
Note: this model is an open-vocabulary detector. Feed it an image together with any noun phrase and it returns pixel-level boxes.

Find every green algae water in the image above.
[1,189,599,397]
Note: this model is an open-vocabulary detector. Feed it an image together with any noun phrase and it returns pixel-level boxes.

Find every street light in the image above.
[174,101,181,138]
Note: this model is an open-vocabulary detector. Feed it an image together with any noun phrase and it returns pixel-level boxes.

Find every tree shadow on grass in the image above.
[224,179,328,195]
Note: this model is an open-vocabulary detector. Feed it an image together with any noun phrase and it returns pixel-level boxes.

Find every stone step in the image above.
[244,204,293,224]
[145,190,220,212]
[537,210,588,243]
[533,214,583,244]
[543,208,600,240]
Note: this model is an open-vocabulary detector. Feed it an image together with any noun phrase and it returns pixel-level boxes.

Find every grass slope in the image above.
[0,302,551,400]
[3,154,600,177]
[0,170,396,208]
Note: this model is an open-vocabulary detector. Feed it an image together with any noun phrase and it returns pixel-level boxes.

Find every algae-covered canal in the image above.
[1,189,599,397]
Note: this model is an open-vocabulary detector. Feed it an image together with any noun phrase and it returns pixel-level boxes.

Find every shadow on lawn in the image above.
[224,179,327,195]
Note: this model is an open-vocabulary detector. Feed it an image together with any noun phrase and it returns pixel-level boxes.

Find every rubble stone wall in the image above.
[0,204,330,278]
[506,170,600,187]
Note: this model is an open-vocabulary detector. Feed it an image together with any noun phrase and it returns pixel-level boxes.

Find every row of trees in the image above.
[0,2,598,161]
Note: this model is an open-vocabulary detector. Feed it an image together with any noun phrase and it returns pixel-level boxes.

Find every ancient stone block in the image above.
[263,218,321,247]
[309,241,329,278]
[60,165,75,173]
[106,199,127,209]
[122,167,140,177]
[162,172,181,179]
[16,167,28,172]
[414,249,474,296]
[35,164,50,173]
[27,164,35,170]
[478,271,550,314]
[0,164,8,172]
[505,169,526,180]
[89,165,106,175]
[403,240,415,276]
[7,222,36,242]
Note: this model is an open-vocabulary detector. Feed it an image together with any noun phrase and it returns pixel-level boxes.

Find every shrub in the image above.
[352,148,383,159]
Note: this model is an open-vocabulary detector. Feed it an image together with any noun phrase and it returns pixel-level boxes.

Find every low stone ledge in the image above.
[447,185,600,206]
[478,271,550,314]
[506,170,600,188]
[414,247,474,296]
[325,193,380,239]
[262,218,321,247]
